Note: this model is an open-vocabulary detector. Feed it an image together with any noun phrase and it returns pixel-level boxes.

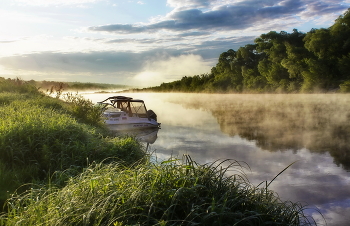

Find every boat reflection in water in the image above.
[111,127,160,151]
[111,127,159,144]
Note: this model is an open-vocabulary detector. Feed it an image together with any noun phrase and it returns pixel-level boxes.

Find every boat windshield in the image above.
[116,100,148,117]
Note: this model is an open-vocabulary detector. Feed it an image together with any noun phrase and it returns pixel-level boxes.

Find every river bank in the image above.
[0,79,319,225]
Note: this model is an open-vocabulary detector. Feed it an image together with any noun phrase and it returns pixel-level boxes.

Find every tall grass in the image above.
[0,79,145,210]
[0,99,144,180]
[1,156,317,226]
[1,77,105,126]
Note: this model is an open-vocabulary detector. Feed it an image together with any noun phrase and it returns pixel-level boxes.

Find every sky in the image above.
[0,0,349,87]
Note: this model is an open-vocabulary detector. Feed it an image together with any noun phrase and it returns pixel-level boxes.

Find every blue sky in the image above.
[0,0,349,87]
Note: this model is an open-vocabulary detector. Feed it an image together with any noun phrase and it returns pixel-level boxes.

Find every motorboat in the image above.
[97,96,160,131]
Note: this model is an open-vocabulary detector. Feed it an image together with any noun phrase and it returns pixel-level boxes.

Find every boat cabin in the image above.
[98,96,149,118]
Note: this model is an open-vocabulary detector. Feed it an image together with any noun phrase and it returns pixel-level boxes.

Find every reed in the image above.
[1,156,317,226]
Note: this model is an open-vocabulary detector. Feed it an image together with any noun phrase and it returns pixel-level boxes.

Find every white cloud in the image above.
[312,205,350,226]
[13,0,101,6]
[133,54,211,86]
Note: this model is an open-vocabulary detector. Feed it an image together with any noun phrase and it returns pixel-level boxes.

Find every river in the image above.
[82,92,350,226]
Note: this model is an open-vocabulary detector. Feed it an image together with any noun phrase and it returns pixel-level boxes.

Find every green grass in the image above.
[0,79,145,210]
[1,157,316,226]
[0,98,143,178]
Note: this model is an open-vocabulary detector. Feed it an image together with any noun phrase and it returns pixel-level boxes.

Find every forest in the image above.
[143,9,350,93]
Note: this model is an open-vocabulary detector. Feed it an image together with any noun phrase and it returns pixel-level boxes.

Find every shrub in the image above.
[62,92,104,126]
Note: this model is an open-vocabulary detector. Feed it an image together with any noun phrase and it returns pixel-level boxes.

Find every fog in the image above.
[133,54,212,87]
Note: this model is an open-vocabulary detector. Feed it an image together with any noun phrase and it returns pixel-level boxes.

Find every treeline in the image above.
[38,80,128,91]
[145,9,350,93]
[0,77,127,92]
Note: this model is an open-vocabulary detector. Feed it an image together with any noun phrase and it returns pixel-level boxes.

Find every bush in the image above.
[62,92,104,126]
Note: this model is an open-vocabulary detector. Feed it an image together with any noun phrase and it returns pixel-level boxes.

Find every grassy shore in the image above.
[0,78,319,225]
[0,79,144,208]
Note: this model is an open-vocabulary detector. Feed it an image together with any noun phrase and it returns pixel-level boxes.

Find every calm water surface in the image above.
[82,92,350,226]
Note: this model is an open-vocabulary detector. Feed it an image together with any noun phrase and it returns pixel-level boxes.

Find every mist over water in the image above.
[82,92,350,226]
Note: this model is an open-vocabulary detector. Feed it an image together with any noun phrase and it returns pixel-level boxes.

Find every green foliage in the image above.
[1,157,316,226]
[142,9,350,93]
[62,92,104,126]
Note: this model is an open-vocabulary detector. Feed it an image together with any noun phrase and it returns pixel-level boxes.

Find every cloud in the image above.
[312,205,350,226]
[0,51,147,74]
[0,40,17,43]
[88,0,349,35]
[12,0,101,6]
[0,50,212,86]
[177,31,211,37]
[167,0,211,9]
[102,35,255,63]
[133,54,212,86]
[89,24,146,34]
[299,0,349,18]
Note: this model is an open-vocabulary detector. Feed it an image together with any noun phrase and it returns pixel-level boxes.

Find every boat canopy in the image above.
[99,96,148,117]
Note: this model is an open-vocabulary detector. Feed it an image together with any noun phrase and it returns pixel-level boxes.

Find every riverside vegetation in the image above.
[0,79,143,212]
[0,78,319,225]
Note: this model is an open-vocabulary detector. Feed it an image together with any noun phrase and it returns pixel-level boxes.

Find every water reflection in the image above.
[166,93,350,171]
[111,128,159,144]
[82,92,350,226]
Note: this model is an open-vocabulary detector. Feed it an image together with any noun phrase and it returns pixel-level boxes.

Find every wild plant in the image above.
[62,92,104,126]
